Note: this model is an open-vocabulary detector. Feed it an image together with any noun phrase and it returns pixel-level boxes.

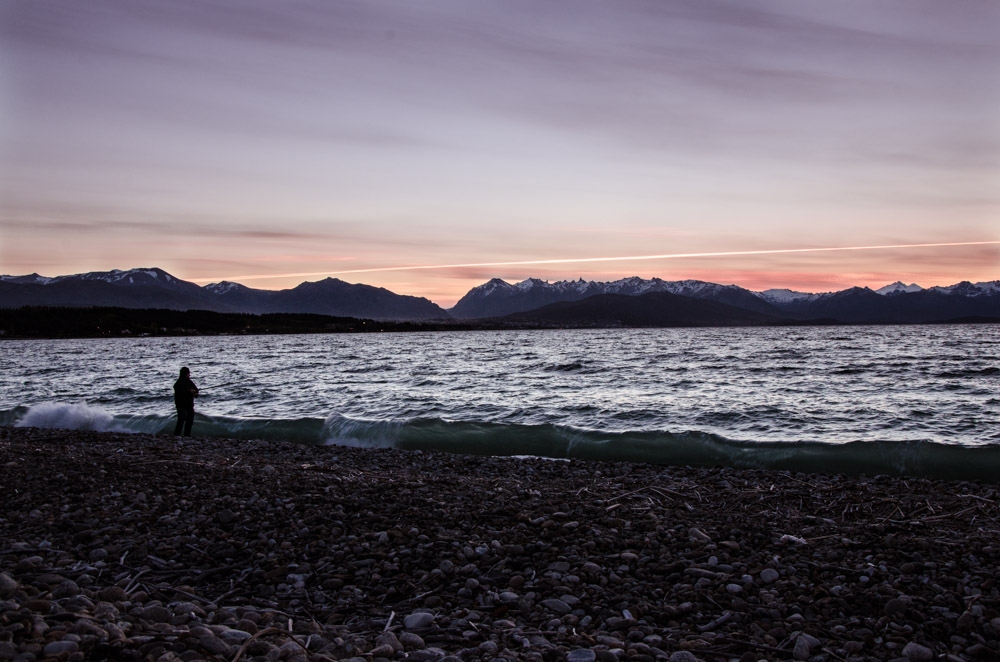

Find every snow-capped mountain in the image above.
[0,273,52,285]
[3,268,998,326]
[0,267,219,311]
[56,268,183,286]
[0,268,449,321]
[876,281,924,296]
[929,281,1000,297]
[450,277,782,319]
[756,289,822,305]
[449,276,1000,324]
[203,281,245,296]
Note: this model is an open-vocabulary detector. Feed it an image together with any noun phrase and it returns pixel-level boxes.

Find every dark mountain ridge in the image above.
[0,268,448,321]
[1,268,998,327]
[503,291,788,327]
[453,276,1000,325]
[207,277,447,320]
[0,268,223,311]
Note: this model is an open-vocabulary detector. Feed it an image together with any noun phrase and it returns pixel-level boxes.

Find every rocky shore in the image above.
[1,427,998,662]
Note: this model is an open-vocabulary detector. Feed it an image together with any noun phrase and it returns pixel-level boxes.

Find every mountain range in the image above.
[0,268,448,321]
[451,275,1000,325]
[2,267,998,326]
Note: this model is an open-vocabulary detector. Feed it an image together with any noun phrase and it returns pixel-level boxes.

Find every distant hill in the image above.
[0,268,449,322]
[450,276,782,319]
[205,277,449,320]
[503,291,787,327]
[0,268,222,311]
[451,276,1000,325]
[2,268,998,328]
[759,284,1000,324]
[0,307,466,339]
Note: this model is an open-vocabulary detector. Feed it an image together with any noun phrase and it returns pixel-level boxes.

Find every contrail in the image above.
[191,240,1000,283]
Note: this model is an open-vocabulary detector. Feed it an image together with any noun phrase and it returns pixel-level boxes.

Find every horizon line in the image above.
[189,240,1000,284]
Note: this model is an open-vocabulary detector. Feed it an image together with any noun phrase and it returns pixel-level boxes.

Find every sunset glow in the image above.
[2,1,997,307]
[192,240,1000,283]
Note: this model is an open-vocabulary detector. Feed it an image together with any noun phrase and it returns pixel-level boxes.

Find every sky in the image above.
[1,0,998,308]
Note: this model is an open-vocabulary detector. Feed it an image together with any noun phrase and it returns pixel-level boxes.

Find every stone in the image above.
[689,528,712,543]
[404,611,435,629]
[2,426,999,662]
[368,643,396,658]
[885,598,909,616]
[793,635,812,661]
[219,628,253,644]
[596,634,625,648]
[199,633,233,656]
[142,605,173,623]
[408,649,450,662]
[99,585,127,602]
[0,573,16,598]
[43,640,80,656]
[375,631,403,653]
[902,642,934,661]
[51,579,81,598]
[542,598,572,614]
[216,508,236,525]
[398,631,425,650]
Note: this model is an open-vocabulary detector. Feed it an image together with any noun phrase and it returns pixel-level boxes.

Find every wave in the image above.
[5,403,999,482]
[936,367,999,379]
[541,362,586,373]
[4,403,163,434]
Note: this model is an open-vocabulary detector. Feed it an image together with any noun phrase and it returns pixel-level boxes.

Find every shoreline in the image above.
[2,426,999,661]
[2,305,998,340]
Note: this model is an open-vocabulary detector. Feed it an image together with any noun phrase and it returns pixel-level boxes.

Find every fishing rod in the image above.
[196,380,242,392]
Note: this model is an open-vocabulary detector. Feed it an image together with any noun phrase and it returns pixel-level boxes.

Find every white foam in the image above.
[16,402,124,432]
[320,413,398,449]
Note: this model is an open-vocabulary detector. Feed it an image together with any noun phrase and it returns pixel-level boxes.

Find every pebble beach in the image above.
[1,426,998,662]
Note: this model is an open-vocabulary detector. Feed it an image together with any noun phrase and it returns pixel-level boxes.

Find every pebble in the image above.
[902,642,934,661]
[792,635,812,660]
[376,630,403,653]
[0,573,16,598]
[885,597,909,615]
[398,631,425,650]
[760,568,780,584]
[0,427,997,662]
[404,612,435,629]
[42,640,79,656]
[689,527,712,543]
[541,598,572,614]
[368,643,396,657]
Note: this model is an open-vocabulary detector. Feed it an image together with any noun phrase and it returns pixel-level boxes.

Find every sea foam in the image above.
[17,402,120,432]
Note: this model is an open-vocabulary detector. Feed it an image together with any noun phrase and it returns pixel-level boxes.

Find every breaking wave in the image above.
[5,403,999,482]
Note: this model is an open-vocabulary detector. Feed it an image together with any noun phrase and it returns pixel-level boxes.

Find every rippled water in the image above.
[2,325,998,479]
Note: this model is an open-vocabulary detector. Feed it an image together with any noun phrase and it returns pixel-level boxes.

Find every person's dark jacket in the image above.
[173,376,198,409]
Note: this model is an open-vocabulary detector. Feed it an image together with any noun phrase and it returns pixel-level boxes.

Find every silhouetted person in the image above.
[173,366,199,436]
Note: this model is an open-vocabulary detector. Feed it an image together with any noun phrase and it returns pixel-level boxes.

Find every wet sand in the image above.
[1,426,998,661]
